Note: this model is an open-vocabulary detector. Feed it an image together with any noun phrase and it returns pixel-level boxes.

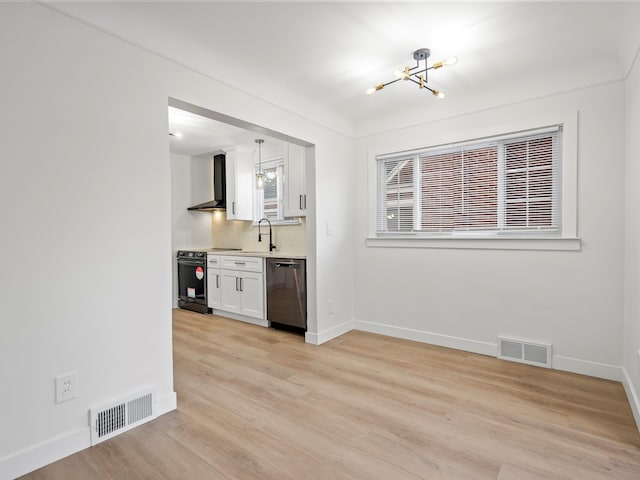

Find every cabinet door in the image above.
[284,144,306,217]
[219,269,242,314]
[225,148,253,221]
[239,271,264,319]
[207,270,221,309]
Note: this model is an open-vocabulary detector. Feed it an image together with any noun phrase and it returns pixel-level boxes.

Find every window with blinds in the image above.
[376,126,562,235]
[253,159,299,225]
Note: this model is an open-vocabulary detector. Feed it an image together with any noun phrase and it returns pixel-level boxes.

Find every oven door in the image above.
[177,258,207,305]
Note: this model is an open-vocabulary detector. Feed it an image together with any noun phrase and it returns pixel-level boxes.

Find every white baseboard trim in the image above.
[354,320,497,357]
[0,390,177,480]
[306,320,354,345]
[552,355,621,381]
[0,427,90,480]
[622,368,640,431]
[155,390,178,416]
[210,309,269,328]
[353,320,623,381]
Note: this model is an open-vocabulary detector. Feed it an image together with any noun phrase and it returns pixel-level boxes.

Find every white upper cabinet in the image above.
[225,147,254,221]
[284,143,307,217]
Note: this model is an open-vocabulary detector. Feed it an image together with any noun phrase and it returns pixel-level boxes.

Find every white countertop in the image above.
[206,249,306,259]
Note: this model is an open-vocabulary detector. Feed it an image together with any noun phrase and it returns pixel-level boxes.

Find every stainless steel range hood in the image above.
[188,154,226,211]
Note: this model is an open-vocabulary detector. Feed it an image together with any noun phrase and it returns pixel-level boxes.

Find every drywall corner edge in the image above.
[305,320,354,345]
[623,368,640,432]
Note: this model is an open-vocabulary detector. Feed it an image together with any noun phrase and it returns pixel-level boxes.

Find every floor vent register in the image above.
[89,389,155,445]
[497,336,552,368]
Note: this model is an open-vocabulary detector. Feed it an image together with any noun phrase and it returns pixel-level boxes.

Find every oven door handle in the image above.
[178,259,206,266]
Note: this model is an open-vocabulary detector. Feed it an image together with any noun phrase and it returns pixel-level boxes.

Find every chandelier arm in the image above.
[410,67,432,78]
[382,78,403,88]
[407,76,436,94]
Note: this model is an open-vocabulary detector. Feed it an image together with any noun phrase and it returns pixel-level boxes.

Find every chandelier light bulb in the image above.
[393,67,410,80]
[366,84,385,95]
[433,90,446,99]
[256,172,265,190]
[444,56,458,66]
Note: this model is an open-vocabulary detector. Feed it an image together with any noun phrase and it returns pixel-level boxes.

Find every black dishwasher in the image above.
[266,258,307,331]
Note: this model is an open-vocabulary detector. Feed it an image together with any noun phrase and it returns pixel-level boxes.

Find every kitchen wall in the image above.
[211,214,307,255]
[0,3,354,478]
[354,81,625,381]
[171,153,213,307]
[624,52,640,425]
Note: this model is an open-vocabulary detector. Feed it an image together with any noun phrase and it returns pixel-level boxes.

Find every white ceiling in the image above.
[168,106,285,157]
[45,1,640,154]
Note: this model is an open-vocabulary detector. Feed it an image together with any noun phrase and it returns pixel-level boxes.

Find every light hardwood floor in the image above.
[22,309,640,479]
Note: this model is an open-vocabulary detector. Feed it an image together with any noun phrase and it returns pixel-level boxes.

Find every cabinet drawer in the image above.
[220,255,263,273]
[207,254,221,268]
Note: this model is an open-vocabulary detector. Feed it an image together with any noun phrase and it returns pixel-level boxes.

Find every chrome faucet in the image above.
[258,218,276,252]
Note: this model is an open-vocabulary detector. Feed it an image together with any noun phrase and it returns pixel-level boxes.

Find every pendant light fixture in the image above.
[366,48,457,98]
[255,139,265,190]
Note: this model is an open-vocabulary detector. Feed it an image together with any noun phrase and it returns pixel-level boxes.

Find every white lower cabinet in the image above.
[220,270,264,318]
[217,256,265,321]
[207,255,221,309]
[220,269,242,314]
[235,271,264,319]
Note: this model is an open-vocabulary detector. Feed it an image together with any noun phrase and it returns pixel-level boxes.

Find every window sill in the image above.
[365,236,581,251]
[252,219,301,227]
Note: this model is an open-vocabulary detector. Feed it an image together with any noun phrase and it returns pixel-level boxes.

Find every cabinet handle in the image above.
[234,261,246,266]
[299,194,303,210]
[232,201,236,215]
[239,277,244,292]
[216,274,219,289]
[235,277,239,291]
[303,194,307,210]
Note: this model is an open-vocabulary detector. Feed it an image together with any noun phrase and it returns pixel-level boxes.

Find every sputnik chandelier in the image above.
[366,48,457,98]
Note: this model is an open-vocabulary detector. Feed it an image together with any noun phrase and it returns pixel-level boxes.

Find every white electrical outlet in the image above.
[326,222,334,236]
[55,372,78,403]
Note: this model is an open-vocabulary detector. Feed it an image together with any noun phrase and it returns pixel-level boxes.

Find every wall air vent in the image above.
[497,336,552,368]
[89,389,155,445]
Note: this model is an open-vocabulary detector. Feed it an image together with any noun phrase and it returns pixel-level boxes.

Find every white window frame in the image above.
[366,108,580,251]
[253,157,300,226]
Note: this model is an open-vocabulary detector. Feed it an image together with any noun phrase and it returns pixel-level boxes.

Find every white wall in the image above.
[0,4,354,478]
[623,53,640,425]
[171,153,212,307]
[354,82,626,381]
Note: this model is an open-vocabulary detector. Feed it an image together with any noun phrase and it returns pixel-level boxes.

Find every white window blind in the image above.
[376,126,562,235]
[378,155,415,232]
